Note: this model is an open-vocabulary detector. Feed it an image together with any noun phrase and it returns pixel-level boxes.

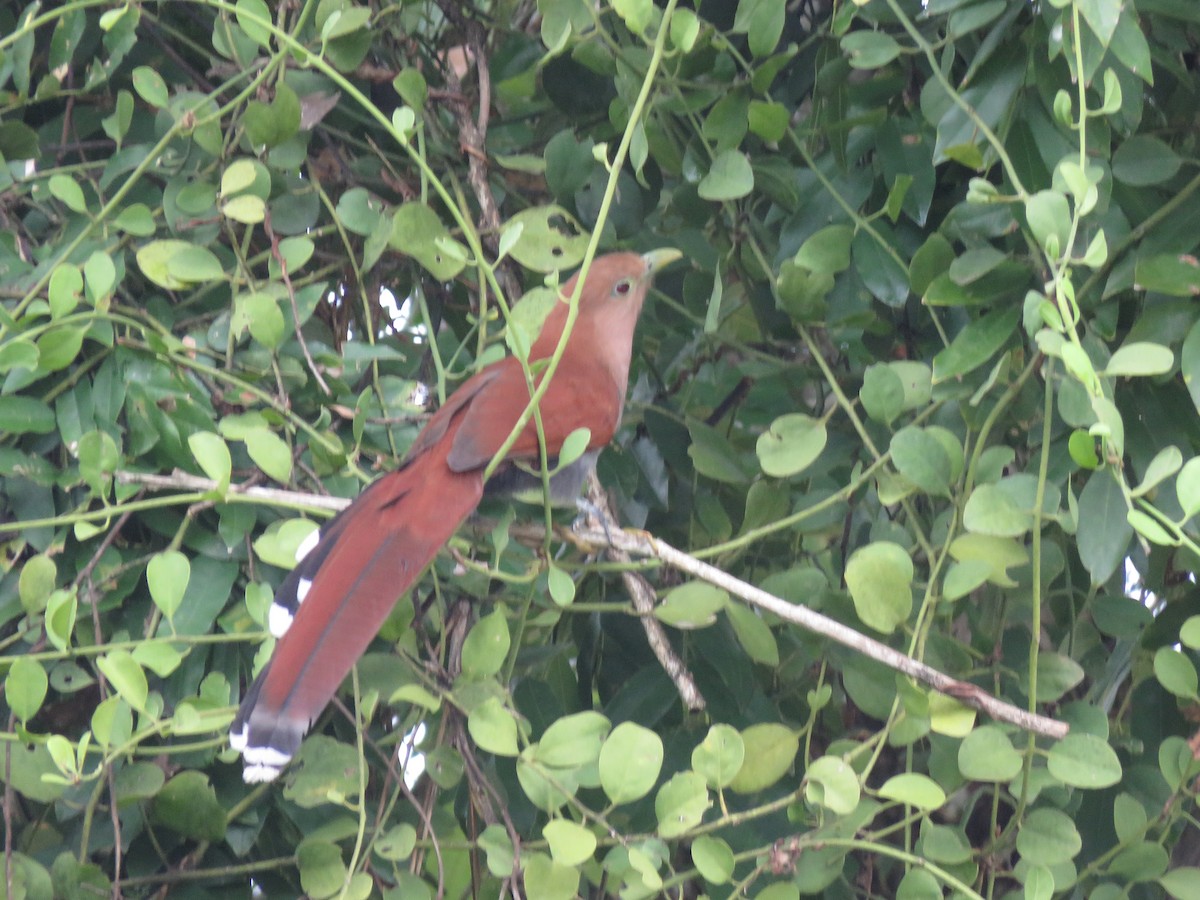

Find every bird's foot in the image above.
[573,496,616,547]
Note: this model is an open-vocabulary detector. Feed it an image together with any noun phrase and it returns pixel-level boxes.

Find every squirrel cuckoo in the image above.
[230,249,679,781]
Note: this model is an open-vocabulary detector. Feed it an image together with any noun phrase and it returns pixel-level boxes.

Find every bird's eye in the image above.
[614,278,633,296]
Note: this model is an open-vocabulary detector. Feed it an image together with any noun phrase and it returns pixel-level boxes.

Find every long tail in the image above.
[230,445,483,781]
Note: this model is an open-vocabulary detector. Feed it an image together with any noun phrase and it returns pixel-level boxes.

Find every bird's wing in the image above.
[445,357,621,473]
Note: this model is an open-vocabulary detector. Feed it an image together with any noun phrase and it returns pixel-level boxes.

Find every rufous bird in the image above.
[231,249,680,781]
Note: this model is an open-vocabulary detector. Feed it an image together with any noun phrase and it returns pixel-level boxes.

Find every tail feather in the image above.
[231,455,483,780]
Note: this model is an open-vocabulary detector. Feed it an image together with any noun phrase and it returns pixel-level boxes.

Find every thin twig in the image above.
[432,2,521,303]
[585,472,706,712]
[115,470,348,512]
[264,209,332,395]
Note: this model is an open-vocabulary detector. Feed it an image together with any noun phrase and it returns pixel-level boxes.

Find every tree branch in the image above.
[118,469,1065,738]
[567,526,1070,741]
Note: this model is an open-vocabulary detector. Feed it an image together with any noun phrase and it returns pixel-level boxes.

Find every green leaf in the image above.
[390,203,468,280]
[941,559,991,601]
[1129,509,1178,546]
[612,0,653,35]
[1112,135,1182,186]
[1016,808,1082,865]
[841,30,902,68]
[690,835,735,884]
[296,839,346,900]
[654,581,729,629]
[1047,733,1122,788]
[890,427,952,497]
[523,852,579,900]
[546,565,576,607]
[1154,647,1198,699]
[374,824,418,861]
[222,194,266,224]
[1179,457,1200,519]
[1078,0,1121,46]
[253,518,319,569]
[755,413,826,478]
[461,609,511,679]
[599,722,663,804]
[137,240,210,290]
[244,81,300,148]
[669,7,700,51]
[932,308,1019,383]
[244,427,292,483]
[5,657,48,722]
[733,0,785,57]
[114,202,156,235]
[962,483,1031,537]
[517,746,578,812]
[877,773,946,811]
[234,0,273,47]
[221,158,258,196]
[18,554,56,614]
[1133,445,1182,497]
[1025,190,1071,256]
[655,770,711,837]
[747,100,789,141]
[957,725,1022,781]
[147,551,190,621]
[688,420,752,483]
[503,205,590,272]
[45,589,78,652]
[726,603,779,666]
[467,697,519,757]
[0,396,56,434]
[729,723,798,794]
[910,233,956,295]
[1026,654,1083,706]
[1136,254,1200,296]
[48,263,83,317]
[131,65,168,107]
[188,431,232,491]
[1161,868,1200,900]
[84,251,116,305]
[0,339,40,373]
[1076,470,1131,584]
[37,325,87,373]
[691,724,745,789]
[96,650,149,713]
[844,541,914,634]
[134,642,184,678]
[775,259,833,322]
[542,819,596,867]
[1109,8,1152,83]
[854,229,910,308]
[795,225,854,274]
[1104,341,1173,376]
[168,244,225,282]
[233,291,285,348]
[478,825,514,877]
[536,711,609,768]
[804,755,860,814]
[698,150,754,201]
[389,683,441,712]
[861,365,905,424]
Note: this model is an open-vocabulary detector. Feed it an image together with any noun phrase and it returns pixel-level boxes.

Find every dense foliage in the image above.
[4,0,1200,897]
